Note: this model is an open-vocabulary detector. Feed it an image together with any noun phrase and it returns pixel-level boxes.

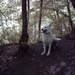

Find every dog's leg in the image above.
[46,43,52,56]
[41,43,46,55]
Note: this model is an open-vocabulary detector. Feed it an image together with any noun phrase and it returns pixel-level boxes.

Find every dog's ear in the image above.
[49,23,53,27]
[49,23,51,27]
[49,24,51,27]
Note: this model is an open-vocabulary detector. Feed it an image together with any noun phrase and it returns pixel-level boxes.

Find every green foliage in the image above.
[0,0,75,45]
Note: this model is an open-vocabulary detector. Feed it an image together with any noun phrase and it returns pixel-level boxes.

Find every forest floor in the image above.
[0,32,75,75]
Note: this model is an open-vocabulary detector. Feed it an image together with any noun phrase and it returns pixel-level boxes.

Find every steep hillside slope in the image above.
[0,32,75,75]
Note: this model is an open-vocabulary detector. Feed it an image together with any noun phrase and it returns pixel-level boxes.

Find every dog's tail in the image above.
[54,37,61,41]
[53,35,61,41]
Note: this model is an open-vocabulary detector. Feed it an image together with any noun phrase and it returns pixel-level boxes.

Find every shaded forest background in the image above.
[0,0,75,45]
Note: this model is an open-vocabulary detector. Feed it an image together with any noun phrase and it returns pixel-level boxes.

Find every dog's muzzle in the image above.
[41,29,47,33]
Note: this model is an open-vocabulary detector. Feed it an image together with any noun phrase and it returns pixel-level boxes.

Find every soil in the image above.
[0,32,75,75]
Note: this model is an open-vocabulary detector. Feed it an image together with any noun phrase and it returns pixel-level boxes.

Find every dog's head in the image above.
[41,23,51,34]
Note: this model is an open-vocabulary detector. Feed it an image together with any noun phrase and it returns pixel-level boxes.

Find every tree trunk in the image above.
[27,0,30,23]
[38,0,43,39]
[56,11,62,35]
[18,0,29,56]
[67,0,73,30]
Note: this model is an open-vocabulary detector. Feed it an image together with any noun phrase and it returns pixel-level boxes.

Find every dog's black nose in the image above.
[41,29,43,31]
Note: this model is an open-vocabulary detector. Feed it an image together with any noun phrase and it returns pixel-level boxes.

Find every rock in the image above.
[50,65,56,74]
[60,62,66,67]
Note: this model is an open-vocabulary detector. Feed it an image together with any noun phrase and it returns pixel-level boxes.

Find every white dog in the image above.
[41,23,61,56]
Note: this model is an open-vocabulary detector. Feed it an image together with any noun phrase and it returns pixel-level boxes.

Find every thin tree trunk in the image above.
[38,0,43,39]
[27,0,30,23]
[56,11,62,35]
[67,0,73,30]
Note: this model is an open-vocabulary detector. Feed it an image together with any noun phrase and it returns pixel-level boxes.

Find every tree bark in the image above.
[38,0,43,39]
[18,0,29,56]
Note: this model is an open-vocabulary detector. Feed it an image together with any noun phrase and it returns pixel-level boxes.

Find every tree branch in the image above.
[0,10,8,26]
[43,7,70,18]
